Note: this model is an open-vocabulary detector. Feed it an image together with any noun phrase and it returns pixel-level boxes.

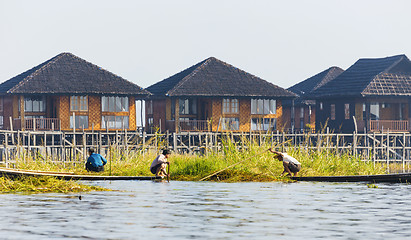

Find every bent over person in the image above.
[86,147,107,172]
[269,148,301,176]
[150,149,170,177]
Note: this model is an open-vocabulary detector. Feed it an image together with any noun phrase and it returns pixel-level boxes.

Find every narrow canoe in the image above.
[291,173,411,183]
[0,168,162,181]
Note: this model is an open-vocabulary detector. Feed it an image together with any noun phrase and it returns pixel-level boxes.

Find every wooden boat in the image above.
[291,173,411,183]
[0,168,162,181]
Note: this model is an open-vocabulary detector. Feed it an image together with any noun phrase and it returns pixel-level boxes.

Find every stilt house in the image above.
[0,52,150,131]
[283,67,344,132]
[312,54,411,133]
[145,57,296,133]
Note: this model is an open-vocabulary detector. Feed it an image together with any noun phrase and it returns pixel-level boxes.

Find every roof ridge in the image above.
[166,57,213,96]
[8,53,66,93]
[382,55,406,74]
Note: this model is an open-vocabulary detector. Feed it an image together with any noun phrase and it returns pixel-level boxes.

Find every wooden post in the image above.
[205,132,208,155]
[5,132,8,165]
[372,132,376,166]
[83,131,86,162]
[173,132,177,153]
[175,99,180,133]
[353,131,357,156]
[403,132,406,173]
[98,131,102,154]
[387,132,390,172]
[188,132,191,154]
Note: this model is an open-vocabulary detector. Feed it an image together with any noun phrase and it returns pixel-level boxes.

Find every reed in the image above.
[9,132,386,182]
[0,176,109,193]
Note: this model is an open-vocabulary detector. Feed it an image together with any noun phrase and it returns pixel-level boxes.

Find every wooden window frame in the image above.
[223,99,239,114]
[70,96,88,111]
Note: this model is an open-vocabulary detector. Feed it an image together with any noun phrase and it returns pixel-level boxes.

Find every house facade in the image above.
[312,54,411,133]
[145,57,296,133]
[283,66,344,132]
[0,53,150,131]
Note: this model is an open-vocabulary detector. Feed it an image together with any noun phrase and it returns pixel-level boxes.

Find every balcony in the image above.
[166,120,210,132]
[369,120,408,132]
[24,118,60,131]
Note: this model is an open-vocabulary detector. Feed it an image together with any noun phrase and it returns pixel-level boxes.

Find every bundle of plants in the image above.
[0,176,109,193]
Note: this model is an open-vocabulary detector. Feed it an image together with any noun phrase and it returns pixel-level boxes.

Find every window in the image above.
[0,97,3,112]
[300,107,304,118]
[251,99,276,114]
[24,96,45,112]
[344,103,350,120]
[102,116,129,129]
[330,104,335,120]
[362,103,366,121]
[222,99,238,114]
[146,100,153,115]
[70,115,88,129]
[221,117,239,130]
[370,103,379,120]
[0,115,4,129]
[70,96,88,111]
[179,98,197,115]
[319,102,323,110]
[147,117,153,128]
[102,96,129,112]
[251,118,276,131]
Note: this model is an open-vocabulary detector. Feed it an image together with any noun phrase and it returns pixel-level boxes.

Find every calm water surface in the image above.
[0,181,410,239]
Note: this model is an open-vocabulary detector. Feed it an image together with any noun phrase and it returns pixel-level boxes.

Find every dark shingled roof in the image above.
[312,54,411,98]
[146,57,296,98]
[0,52,150,97]
[287,66,344,105]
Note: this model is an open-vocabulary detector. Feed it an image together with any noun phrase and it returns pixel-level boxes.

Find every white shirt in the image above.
[282,153,301,165]
[150,154,168,169]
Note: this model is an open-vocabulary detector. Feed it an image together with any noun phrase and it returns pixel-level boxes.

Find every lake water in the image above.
[0,180,410,239]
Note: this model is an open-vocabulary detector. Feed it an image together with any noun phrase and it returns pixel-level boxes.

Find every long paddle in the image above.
[199,149,269,181]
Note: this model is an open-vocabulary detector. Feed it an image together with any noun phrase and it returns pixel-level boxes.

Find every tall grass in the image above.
[9,133,386,182]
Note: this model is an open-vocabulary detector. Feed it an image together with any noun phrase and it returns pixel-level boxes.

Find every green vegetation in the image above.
[0,176,109,193]
[8,134,386,183]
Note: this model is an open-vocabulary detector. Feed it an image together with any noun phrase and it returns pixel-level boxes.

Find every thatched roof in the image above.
[287,66,344,105]
[0,53,150,97]
[312,54,411,98]
[146,57,296,99]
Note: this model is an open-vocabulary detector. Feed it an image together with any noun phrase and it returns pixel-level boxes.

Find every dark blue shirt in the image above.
[87,153,107,168]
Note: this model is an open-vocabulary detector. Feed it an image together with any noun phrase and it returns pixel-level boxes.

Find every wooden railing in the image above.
[166,120,210,132]
[25,118,60,131]
[369,120,408,132]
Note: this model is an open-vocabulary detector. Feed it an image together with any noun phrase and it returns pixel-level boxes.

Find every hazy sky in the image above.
[1,0,411,90]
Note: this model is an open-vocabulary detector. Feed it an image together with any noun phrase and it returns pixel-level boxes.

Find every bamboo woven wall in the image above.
[59,96,70,130]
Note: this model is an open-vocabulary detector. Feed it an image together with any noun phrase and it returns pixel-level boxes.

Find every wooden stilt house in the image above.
[145,57,296,133]
[0,52,150,131]
[312,54,411,133]
[283,67,344,132]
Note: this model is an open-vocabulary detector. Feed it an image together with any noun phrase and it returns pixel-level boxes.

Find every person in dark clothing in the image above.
[86,147,107,172]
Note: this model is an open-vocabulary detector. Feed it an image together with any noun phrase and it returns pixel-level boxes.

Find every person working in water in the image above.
[269,148,301,176]
[85,147,107,172]
[150,149,170,177]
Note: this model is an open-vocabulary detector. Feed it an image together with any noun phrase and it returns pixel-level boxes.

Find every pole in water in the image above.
[167,163,170,183]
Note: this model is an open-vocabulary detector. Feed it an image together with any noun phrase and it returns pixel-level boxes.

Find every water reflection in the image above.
[0,181,410,239]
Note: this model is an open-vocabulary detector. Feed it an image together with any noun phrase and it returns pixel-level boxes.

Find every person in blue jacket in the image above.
[85,147,107,172]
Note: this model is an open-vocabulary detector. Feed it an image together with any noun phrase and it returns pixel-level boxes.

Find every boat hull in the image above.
[291,173,411,183]
[0,168,162,181]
